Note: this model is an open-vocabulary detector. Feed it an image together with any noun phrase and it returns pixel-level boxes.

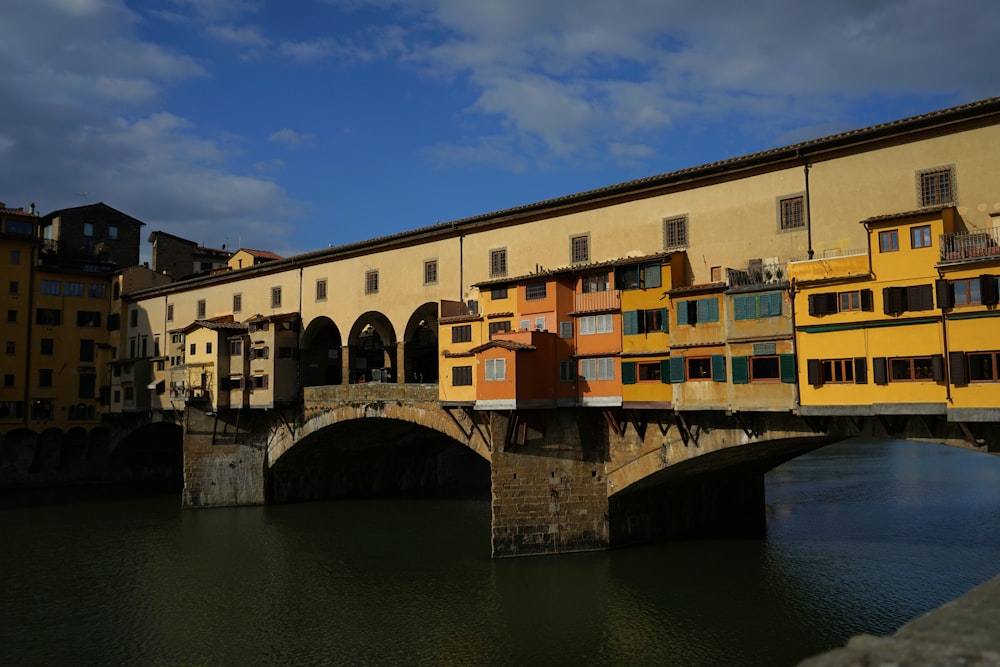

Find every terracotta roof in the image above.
[668,282,727,295]
[439,314,482,324]
[0,207,35,216]
[468,340,537,353]
[240,248,283,260]
[861,205,950,225]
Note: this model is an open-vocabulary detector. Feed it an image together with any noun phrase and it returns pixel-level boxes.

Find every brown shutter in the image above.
[936,279,954,310]
[873,357,888,385]
[931,354,945,382]
[949,352,968,386]
[854,357,868,384]
[807,359,823,386]
[860,289,874,312]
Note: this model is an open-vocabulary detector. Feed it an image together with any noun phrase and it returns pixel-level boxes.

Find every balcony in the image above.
[574,290,620,313]
[940,227,1000,262]
[727,261,789,289]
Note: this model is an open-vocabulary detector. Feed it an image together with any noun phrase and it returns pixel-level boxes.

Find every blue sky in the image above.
[1,0,997,261]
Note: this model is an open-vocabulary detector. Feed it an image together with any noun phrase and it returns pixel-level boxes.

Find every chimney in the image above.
[29,202,35,215]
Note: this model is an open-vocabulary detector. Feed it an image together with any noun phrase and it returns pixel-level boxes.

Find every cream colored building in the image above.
[121,97,1000,416]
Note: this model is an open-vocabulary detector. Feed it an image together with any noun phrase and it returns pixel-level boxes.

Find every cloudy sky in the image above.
[1,0,997,260]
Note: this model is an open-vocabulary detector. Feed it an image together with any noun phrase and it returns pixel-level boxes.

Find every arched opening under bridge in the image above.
[403,303,439,384]
[348,313,396,384]
[301,316,343,386]
[268,418,490,503]
[108,422,183,487]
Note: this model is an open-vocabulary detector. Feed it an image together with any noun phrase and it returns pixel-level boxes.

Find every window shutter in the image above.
[907,284,933,311]
[676,301,689,326]
[873,357,888,385]
[660,359,671,383]
[981,275,999,306]
[854,357,868,384]
[734,295,747,321]
[807,359,823,386]
[658,308,668,332]
[711,354,726,382]
[668,356,685,383]
[732,356,749,384]
[762,292,781,317]
[707,299,719,322]
[622,361,636,385]
[949,351,968,386]
[779,354,796,383]
[808,293,821,316]
[883,287,906,315]
[622,311,638,335]
[931,354,945,382]
[935,279,954,310]
[644,264,661,289]
[263,375,269,389]
[860,289,874,312]
[249,347,256,360]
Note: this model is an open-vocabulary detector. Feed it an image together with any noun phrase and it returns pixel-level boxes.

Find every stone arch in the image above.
[108,421,183,483]
[403,302,439,383]
[347,311,397,384]
[0,428,37,481]
[267,404,491,503]
[270,401,490,466]
[301,315,344,386]
[32,428,65,474]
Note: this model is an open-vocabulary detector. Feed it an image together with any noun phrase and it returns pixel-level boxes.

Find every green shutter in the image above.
[711,354,726,382]
[704,298,719,322]
[660,359,671,383]
[622,361,637,385]
[732,356,749,384]
[643,263,661,289]
[734,295,748,321]
[760,292,781,318]
[779,354,796,383]
[676,301,689,325]
[669,356,685,383]
[622,310,639,335]
[659,308,668,332]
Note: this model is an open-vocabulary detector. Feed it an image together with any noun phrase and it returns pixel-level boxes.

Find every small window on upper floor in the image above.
[489,248,507,278]
[233,293,242,313]
[197,299,206,319]
[525,283,546,300]
[108,225,118,240]
[879,229,899,253]
[918,166,955,207]
[316,279,327,302]
[271,286,282,308]
[365,270,379,295]
[166,304,174,322]
[423,259,438,285]
[778,195,805,231]
[910,225,932,249]
[582,272,609,293]
[663,215,689,249]
[570,235,589,264]
[83,223,94,238]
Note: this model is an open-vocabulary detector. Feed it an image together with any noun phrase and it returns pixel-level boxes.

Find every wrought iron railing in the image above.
[727,262,788,288]
[940,227,1000,261]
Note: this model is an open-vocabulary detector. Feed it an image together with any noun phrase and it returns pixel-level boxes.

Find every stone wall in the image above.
[181,400,267,507]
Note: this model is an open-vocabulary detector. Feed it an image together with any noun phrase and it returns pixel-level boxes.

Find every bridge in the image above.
[174,381,998,558]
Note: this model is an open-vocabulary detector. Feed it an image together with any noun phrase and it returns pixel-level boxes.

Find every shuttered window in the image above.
[622,361,636,385]
[668,357,685,383]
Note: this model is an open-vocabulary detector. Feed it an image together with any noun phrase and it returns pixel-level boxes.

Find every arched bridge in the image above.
[178,382,1000,558]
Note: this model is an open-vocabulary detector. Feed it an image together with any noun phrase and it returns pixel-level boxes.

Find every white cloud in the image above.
[268,128,316,147]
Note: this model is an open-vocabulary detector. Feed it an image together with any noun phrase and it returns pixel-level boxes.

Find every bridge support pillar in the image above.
[181,400,267,508]
[489,409,611,557]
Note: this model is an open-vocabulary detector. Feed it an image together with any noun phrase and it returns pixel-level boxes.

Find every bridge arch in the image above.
[267,406,490,503]
[403,302,438,383]
[347,311,397,384]
[107,421,183,483]
[301,315,344,386]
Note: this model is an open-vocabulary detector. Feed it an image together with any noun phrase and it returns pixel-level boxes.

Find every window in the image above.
[491,287,508,300]
[663,215,688,249]
[313,279,328,302]
[423,259,438,285]
[228,375,244,390]
[452,325,472,343]
[582,272,609,293]
[364,270,378,295]
[911,225,932,249]
[559,321,572,338]
[233,293,242,313]
[676,298,719,325]
[271,286,282,308]
[879,229,899,253]
[687,357,713,380]
[919,166,955,207]
[489,321,511,337]
[108,225,118,240]
[83,223,94,237]
[579,357,614,381]
[87,283,106,299]
[167,304,174,322]
[40,338,53,355]
[77,311,101,327]
[623,309,668,335]
[883,284,933,314]
[839,291,861,312]
[559,360,576,382]
[36,308,61,326]
[779,195,805,230]
[7,310,16,323]
[39,369,53,387]
[485,358,506,381]
[570,234,589,263]
[80,339,95,362]
[9,250,20,264]
[252,374,269,390]
[525,283,546,300]
[489,248,507,278]
[808,289,873,315]
[129,309,138,328]
[534,317,546,331]
[734,353,798,384]
[888,356,942,382]
[733,292,782,320]
[452,366,472,386]
[3,375,13,388]
[638,362,662,381]
[250,321,269,333]
[823,359,856,384]
[579,314,613,335]
[41,280,60,295]
[615,263,661,291]
[230,339,243,356]
[8,281,17,295]
[206,342,213,355]
[197,299,206,319]
[65,282,84,297]
[189,343,196,355]
[5,341,14,355]
[967,351,1000,382]
[939,276,1000,308]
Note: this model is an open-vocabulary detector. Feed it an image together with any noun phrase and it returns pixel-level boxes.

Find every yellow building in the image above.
[0,204,41,426]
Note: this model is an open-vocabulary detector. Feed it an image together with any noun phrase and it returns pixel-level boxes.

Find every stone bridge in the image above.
[178,383,1000,558]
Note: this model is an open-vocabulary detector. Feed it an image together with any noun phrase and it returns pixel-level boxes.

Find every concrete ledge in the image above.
[949,407,1000,423]
[799,572,1000,666]
[797,403,949,416]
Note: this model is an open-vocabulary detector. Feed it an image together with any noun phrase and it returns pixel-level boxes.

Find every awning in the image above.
[146,379,165,390]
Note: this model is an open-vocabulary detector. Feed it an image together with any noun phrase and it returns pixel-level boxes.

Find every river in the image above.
[2,438,999,666]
